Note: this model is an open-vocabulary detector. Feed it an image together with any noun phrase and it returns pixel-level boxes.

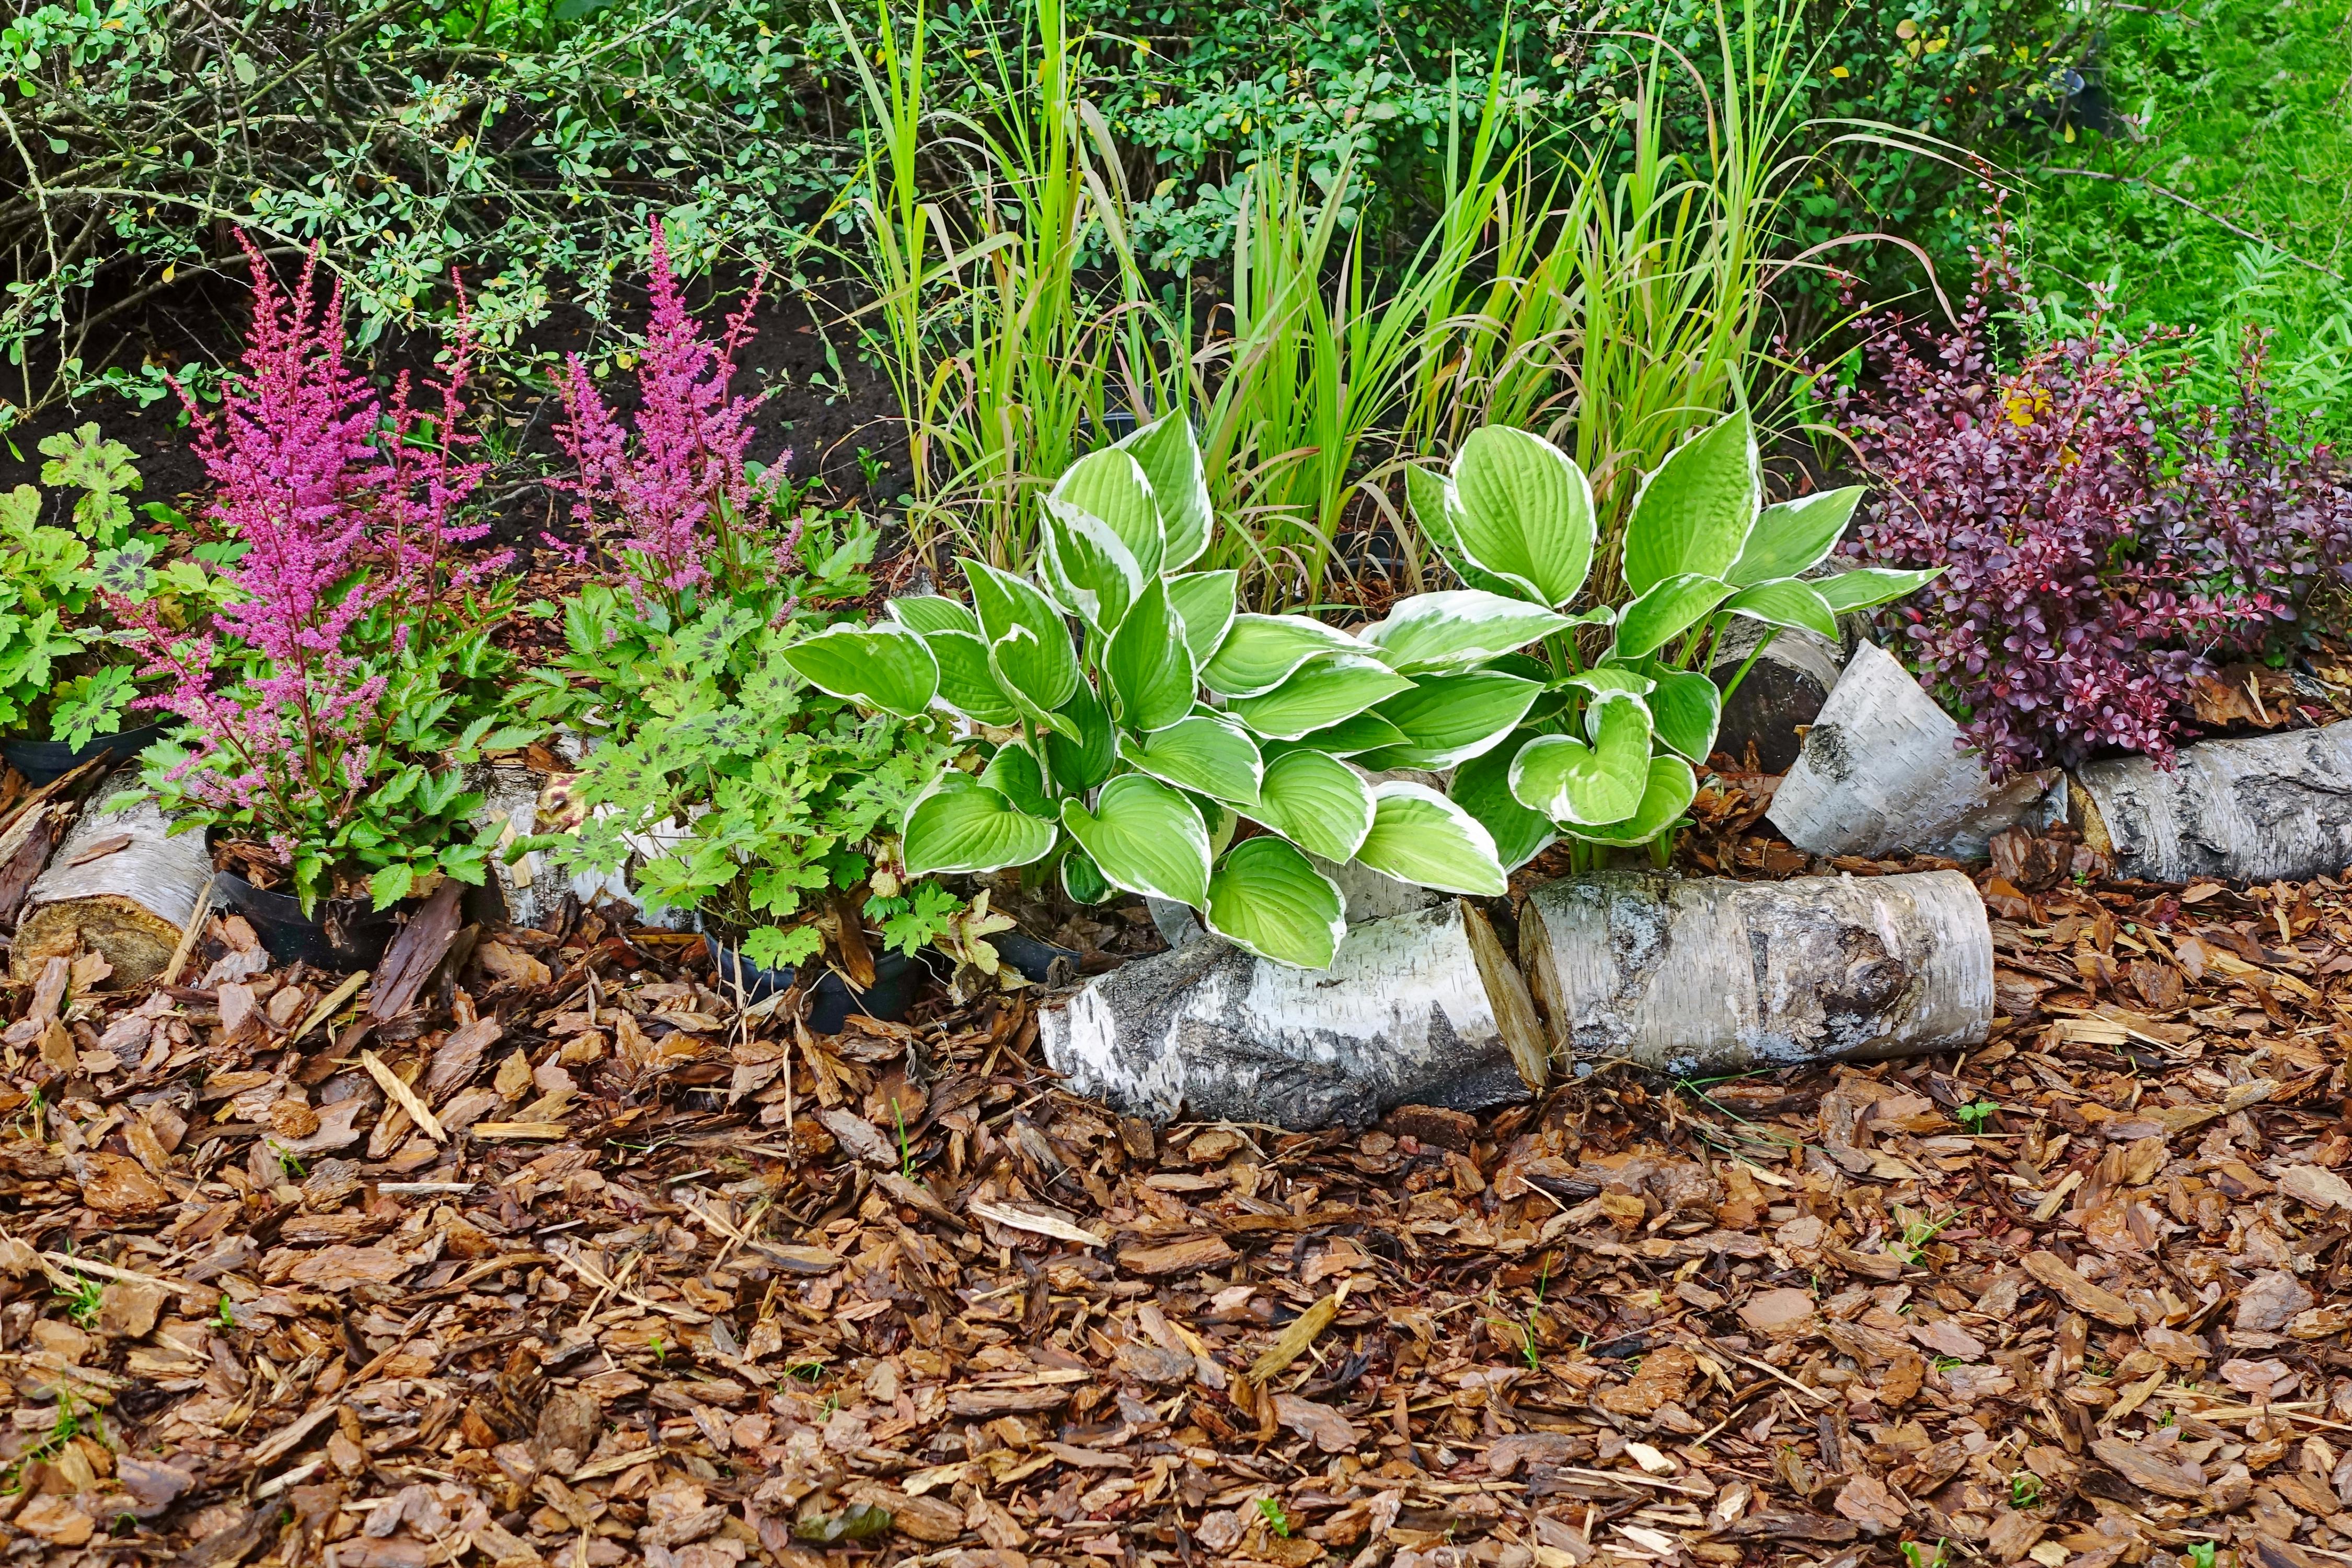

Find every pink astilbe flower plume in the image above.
[555,220,769,603]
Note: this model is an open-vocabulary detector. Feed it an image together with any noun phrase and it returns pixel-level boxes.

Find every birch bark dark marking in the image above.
[2070,723,2352,883]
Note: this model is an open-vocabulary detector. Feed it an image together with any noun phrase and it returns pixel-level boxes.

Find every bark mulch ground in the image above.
[2,827,2349,1568]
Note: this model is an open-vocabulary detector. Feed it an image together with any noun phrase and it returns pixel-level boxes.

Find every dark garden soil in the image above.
[2,791,2350,1568]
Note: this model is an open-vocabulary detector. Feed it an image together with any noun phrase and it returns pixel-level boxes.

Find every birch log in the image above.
[1042,899,1548,1128]
[2071,723,2352,883]
[1710,621,1843,774]
[11,776,211,987]
[1767,643,2057,859]
[1520,870,1990,1077]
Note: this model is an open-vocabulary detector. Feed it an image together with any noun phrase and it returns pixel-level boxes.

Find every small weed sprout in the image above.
[1258,1498,1291,1538]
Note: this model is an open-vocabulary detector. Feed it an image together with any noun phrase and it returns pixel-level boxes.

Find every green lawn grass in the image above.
[2005,0,2352,432]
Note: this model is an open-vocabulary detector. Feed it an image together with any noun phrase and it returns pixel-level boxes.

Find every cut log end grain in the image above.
[1519,870,1991,1078]
[11,775,210,989]
[1041,898,1548,1130]
[2071,722,2352,883]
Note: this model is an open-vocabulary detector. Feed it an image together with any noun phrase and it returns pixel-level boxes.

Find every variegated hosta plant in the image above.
[1413,409,1939,871]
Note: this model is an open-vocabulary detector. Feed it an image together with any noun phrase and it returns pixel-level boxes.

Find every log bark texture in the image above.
[1767,643,2056,859]
[2071,723,2352,883]
[11,776,211,987]
[1519,870,1990,1077]
[1042,900,1547,1128]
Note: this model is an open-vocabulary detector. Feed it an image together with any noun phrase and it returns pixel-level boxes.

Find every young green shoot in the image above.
[1956,1101,1998,1135]
[1258,1498,1292,1538]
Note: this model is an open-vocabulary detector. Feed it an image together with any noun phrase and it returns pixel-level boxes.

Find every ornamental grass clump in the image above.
[1820,238,2352,779]
[116,239,525,912]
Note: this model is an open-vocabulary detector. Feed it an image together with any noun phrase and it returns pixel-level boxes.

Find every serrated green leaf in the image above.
[1352,780,1507,896]
[1119,714,1262,806]
[1200,613,1360,698]
[1250,747,1374,862]
[1206,837,1345,969]
[902,775,1060,875]
[1728,486,1863,585]
[1060,774,1210,906]
[778,623,938,719]
[1508,696,1653,826]
[1104,576,1195,733]
[1448,426,1597,608]
[1226,654,1413,741]
[1622,409,1760,595]
[1357,590,1574,673]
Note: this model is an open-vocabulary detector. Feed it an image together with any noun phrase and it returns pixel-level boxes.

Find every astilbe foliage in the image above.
[1820,238,2352,779]
[554,219,769,603]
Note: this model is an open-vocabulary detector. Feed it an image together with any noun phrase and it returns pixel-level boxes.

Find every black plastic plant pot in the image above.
[212,871,406,972]
[2,721,169,787]
[701,936,924,1033]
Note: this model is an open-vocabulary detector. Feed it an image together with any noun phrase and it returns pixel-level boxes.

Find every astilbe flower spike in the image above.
[554,220,770,603]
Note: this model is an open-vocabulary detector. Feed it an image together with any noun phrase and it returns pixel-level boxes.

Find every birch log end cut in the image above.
[1041,900,1548,1128]
[1767,642,2057,859]
[1519,870,1990,1078]
[11,778,212,987]
[1710,621,1843,774]
[2070,723,2352,883]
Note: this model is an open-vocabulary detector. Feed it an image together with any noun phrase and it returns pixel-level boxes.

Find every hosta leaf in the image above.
[1357,590,1574,673]
[1114,412,1210,573]
[1722,578,1838,638]
[1042,679,1116,792]
[1251,747,1375,863]
[1612,573,1736,660]
[1052,446,1163,580]
[1119,714,1262,806]
[1560,666,1655,700]
[1226,654,1413,741]
[1353,780,1507,896]
[1200,613,1359,698]
[1407,462,1526,599]
[1039,495,1145,632]
[964,558,1079,714]
[1573,756,1699,847]
[1450,733,1558,872]
[924,630,1021,725]
[1358,670,1541,769]
[1104,577,1196,733]
[902,775,1060,875]
[1818,565,1943,612]
[1622,409,1760,594]
[1645,666,1723,763]
[981,742,1053,818]
[1282,711,1410,757]
[1062,845,1114,904]
[886,594,978,636]
[1206,837,1346,970]
[1166,570,1239,663]
[1508,696,1653,826]
[1729,486,1863,585]
[1449,426,1596,608]
[778,623,938,719]
[1060,774,1210,906]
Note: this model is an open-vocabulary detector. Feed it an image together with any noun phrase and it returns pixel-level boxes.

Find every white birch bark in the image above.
[13,778,211,987]
[2071,723,2352,883]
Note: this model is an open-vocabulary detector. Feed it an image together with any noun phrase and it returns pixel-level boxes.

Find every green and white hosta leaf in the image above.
[1612,573,1737,661]
[1050,446,1163,579]
[981,742,1052,818]
[777,623,938,720]
[1448,426,1597,608]
[1573,756,1699,847]
[1114,412,1210,573]
[964,558,1079,716]
[1357,590,1574,673]
[1352,780,1507,897]
[1645,666,1723,764]
[1061,845,1114,905]
[1042,680,1116,792]
[1729,486,1863,586]
[1039,494,1145,632]
[924,630,1021,725]
[1818,566,1943,612]
[1622,409,1760,595]
[902,774,1060,875]
[1165,570,1240,664]
[1559,665,1655,701]
[1200,613,1360,698]
[1119,714,1262,806]
[1449,733,1558,872]
[1226,654,1413,741]
[1282,711,1411,758]
[1206,836,1345,970]
[1357,670,1541,769]
[1104,577,1195,733]
[1508,695,1653,826]
[886,594,978,637]
[1251,747,1375,863]
[1721,578,1839,639]
[1059,774,1210,907]
[1406,463,1523,600]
